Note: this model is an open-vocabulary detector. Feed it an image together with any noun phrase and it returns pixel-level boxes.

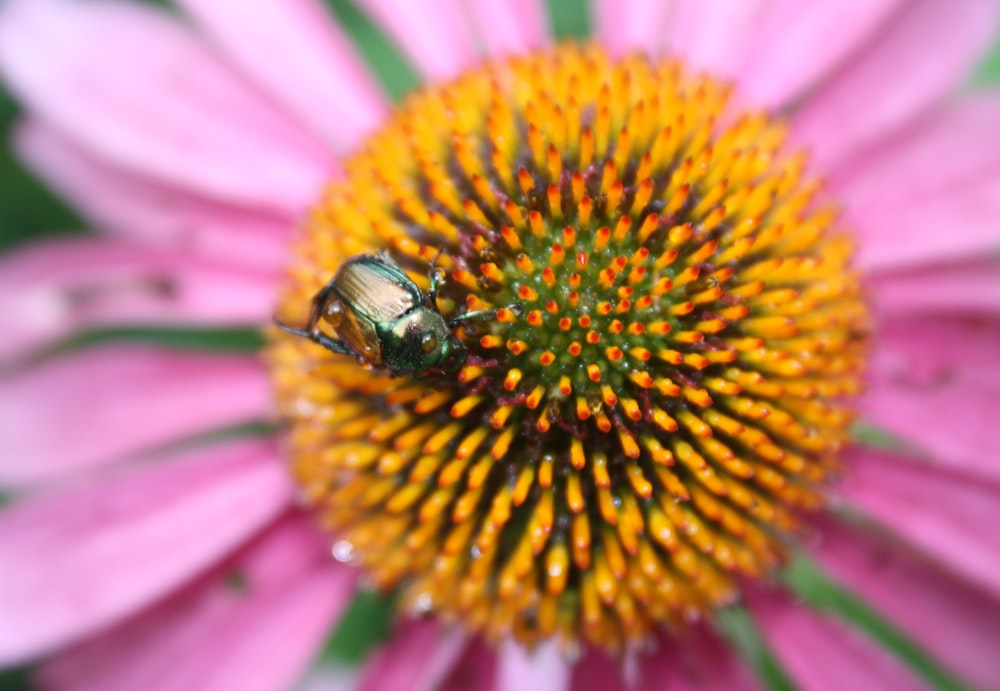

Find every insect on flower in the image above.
[276,251,495,376]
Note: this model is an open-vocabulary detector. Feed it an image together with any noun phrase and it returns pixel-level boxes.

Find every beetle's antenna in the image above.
[428,246,445,268]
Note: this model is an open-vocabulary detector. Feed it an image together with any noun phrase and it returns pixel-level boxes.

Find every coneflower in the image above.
[272,45,867,656]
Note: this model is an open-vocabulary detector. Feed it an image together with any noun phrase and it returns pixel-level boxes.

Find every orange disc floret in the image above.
[268,44,868,656]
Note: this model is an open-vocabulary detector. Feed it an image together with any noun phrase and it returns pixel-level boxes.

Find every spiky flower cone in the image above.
[269,45,868,654]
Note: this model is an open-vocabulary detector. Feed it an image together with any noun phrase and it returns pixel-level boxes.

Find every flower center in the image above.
[269,44,868,655]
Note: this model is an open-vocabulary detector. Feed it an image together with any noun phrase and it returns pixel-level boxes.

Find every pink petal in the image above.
[812,517,1000,690]
[439,639,498,691]
[737,0,903,108]
[497,640,569,691]
[832,95,1000,271]
[872,315,1000,385]
[354,0,477,81]
[0,0,332,213]
[833,95,1000,211]
[638,627,760,690]
[835,447,1000,602]
[0,238,277,361]
[632,648,689,690]
[175,0,388,150]
[870,314,1000,386]
[297,664,359,691]
[462,0,548,57]
[16,121,293,271]
[593,0,673,58]
[848,182,1000,272]
[357,620,467,691]
[569,651,628,691]
[793,0,1000,170]
[190,562,351,691]
[40,516,355,691]
[0,439,292,666]
[665,0,769,79]
[0,345,270,487]
[747,589,926,691]
[869,260,1000,315]
[862,317,1000,482]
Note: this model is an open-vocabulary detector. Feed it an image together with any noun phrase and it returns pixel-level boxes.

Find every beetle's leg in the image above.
[306,280,341,330]
[427,248,447,304]
[448,308,496,326]
[446,344,469,372]
[448,303,520,327]
[274,319,353,356]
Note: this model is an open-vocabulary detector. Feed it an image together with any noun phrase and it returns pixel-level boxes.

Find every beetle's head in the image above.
[385,307,464,375]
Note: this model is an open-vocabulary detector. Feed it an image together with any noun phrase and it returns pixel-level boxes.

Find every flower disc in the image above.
[269,44,868,654]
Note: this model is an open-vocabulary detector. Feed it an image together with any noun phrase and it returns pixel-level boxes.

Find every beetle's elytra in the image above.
[276,251,494,376]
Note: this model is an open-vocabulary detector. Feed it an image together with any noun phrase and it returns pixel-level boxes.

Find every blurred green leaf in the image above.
[0,89,84,250]
[323,0,421,102]
[782,553,973,691]
[547,0,591,40]
[973,37,1000,84]
[156,421,275,460]
[849,422,916,454]
[0,667,33,691]
[45,326,265,356]
[716,606,798,691]
[322,589,397,665]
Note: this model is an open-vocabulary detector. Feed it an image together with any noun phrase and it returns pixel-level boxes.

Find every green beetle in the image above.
[277,251,492,376]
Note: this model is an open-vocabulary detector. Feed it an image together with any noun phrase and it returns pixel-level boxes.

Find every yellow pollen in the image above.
[268,44,868,656]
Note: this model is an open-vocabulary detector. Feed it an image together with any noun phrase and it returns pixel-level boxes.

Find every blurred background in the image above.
[4,0,1000,253]
[0,0,594,252]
